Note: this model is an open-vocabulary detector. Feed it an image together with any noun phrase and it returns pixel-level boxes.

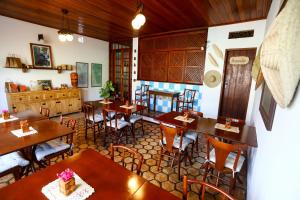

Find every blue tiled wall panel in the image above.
[136,81,202,113]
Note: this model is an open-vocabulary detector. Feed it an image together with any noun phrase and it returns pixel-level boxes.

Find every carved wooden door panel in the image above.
[219,48,256,120]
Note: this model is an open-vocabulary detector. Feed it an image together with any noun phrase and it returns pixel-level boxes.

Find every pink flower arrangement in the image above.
[57,168,74,182]
[2,110,8,114]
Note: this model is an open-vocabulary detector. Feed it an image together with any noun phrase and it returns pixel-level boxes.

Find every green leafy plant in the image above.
[99,80,115,99]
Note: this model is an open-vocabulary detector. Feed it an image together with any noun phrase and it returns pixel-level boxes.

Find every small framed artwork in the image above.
[76,62,88,88]
[37,80,52,90]
[259,82,277,131]
[91,63,102,87]
[30,43,53,68]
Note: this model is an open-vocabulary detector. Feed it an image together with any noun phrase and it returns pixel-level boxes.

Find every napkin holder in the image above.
[125,100,131,107]
[20,120,30,132]
[2,110,10,120]
[59,177,76,196]
[183,111,190,120]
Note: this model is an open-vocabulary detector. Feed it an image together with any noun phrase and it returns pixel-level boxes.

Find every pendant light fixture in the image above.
[58,9,73,42]
[131,1,146,30]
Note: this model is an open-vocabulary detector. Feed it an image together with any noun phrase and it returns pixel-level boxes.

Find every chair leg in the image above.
[85,121,88,139]
[229,173,237,194]
[196,137,199,153]
[158,148,163,171]
[93,124,96,143]
[131,124,136,144]
[141,120,144,136]
[178,153,182,180]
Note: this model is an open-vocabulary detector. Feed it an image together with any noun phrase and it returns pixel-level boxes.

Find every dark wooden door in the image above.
[219,48,256,120]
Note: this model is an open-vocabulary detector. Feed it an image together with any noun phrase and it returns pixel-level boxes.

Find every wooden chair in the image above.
[110,143,144,175]
[0,152,29,181]
[128,108,144,144]
[158,123,193,180]
[103,109,130,145]
[202,136,247,193]
[83,103,103,143]
[135,84,149,106]
[40,107,50,118]
[182,176,235,200]
[182,110,203,158]
[176,89,197,112]
[34,116,76,167]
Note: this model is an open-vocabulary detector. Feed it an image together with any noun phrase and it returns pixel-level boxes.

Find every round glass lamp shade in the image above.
[66,34,74,41]
[131,18,141,30]
[58,34,67,42]
[135,13,146,26]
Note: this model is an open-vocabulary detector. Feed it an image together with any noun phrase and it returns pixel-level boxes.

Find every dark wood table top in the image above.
[149,89,180,96]
[0,149,180,200]
[85,99,147,115]
[0,119,74,156]
[0,110,48,128]
[155,111,257,147]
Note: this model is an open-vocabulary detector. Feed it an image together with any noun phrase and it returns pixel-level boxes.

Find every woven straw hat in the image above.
[252,46,264,89]
[204,70,221,88]
[260,0,300,108]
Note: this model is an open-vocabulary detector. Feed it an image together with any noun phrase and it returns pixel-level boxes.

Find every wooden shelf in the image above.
[4,66,73,73]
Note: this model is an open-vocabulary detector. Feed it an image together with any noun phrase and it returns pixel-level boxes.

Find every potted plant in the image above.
[99,80,115,102]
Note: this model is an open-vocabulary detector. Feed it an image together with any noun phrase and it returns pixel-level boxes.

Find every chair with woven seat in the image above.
[183,176,235,200]
[135,84,149,106]
[40,107,50,118]
[158,123,193,179]
[103,109,130,145]
[34,116,76,167]
[0,151,29,181]
[202,136,247,193]
[110,143,144,175]
[176,89,197,112]
[182,110,203,158]
[83,104,104,143]
[128,111,144,143]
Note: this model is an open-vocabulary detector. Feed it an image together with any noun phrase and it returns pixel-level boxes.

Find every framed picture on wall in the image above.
[91,63,102,87]
[259,81,277,131]
[37,80,52,90]
[76,62,88,88]
[30,43,53,68]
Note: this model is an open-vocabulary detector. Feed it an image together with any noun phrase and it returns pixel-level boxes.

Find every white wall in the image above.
[0,16,109,110]
[247,0,300,199]
[201,20,266,124]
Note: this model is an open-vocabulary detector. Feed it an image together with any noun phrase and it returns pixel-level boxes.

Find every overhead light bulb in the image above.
[66,34,73,41]
[135,13,146,26]
[131,18,141,30]
[58,34,67,42]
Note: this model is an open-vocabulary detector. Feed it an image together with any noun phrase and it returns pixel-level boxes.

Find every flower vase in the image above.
[59,177,76,196]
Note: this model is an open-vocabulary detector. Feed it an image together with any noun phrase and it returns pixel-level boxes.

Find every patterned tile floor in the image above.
[0,113,246,199]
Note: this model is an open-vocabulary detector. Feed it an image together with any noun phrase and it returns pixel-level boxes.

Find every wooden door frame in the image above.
[217,47,257,120]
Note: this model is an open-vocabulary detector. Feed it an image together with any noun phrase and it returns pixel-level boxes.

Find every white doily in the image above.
[10,127,37,137]
[215,123,240,133]
[0,115,18,123]
[42,173,95,200]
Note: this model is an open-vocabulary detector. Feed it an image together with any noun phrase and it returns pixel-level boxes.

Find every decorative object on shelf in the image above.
[5,56,22,68]
[208,53,218,67]
[57,168,76,196]
[252,45,264,89]
[91,63,102,87]
[204,70,221,88]
[30,43,53,68]
[229,56,249,65]
[9,83,18,93]
[212,44,223,59]
[58,9,73,42]
[18,85,28,92]
[225,118,231,129]
[38,34,44,43]
[99,80,115,101]
[76,62,88,88]
[20,120,30,133]
[2,110,10,120]
[70,72,78,88]
[131,0,146,30]
[260,0,300,108]
[60,84,68,89]
[56,66,62,73]
[37,80,52,90]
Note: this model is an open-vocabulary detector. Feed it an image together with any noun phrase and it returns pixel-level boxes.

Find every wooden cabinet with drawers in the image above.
[6,88,82,117]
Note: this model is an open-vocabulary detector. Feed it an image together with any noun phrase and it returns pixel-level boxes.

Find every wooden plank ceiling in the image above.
[0,0,272,41]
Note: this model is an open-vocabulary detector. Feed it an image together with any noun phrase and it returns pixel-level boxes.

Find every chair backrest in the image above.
[206,136,245,172]
[182,176,235,200]
[40,107,50,118]
[141,84,149,94]
[110,143,144,175]
[217,116,245,127]
[102,108,121,131]
[183,89,196,103]
[59,115,76,145]
[159,123,184,152]
[83,104,95,121]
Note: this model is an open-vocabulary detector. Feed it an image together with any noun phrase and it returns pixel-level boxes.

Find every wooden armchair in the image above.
[158,123,193,180]
[83,103,103,143]
[135,84,149,106]
[176,89,197,112]
[34,116,76,167]
[110,144,144,175]
[183,176,235,200]
[202,136,247,193]
[40,107,50,118]
[103,109,130,145]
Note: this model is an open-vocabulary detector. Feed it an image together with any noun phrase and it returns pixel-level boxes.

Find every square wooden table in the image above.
[155,111,258,147]
[148,90,180,112]
[0,149,180,200]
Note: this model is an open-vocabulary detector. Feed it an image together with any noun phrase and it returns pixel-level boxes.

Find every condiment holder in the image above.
[57,168,77,196]
[20,120,30,132]
[2,110,10,120]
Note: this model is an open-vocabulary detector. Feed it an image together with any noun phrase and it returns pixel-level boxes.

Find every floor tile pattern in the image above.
[0,114,246,199]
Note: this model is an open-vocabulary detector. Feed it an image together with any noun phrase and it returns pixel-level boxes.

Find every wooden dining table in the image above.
[0,149,180,200]
[0,110,48,128]
[155,111,257,147]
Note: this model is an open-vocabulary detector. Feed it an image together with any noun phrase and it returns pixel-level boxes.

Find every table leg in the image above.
[148,94,151,112]
[171,96,174,111]
[153,94,157,112]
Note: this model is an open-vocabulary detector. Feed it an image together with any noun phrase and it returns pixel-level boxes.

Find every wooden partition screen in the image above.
[138,30,207,85]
